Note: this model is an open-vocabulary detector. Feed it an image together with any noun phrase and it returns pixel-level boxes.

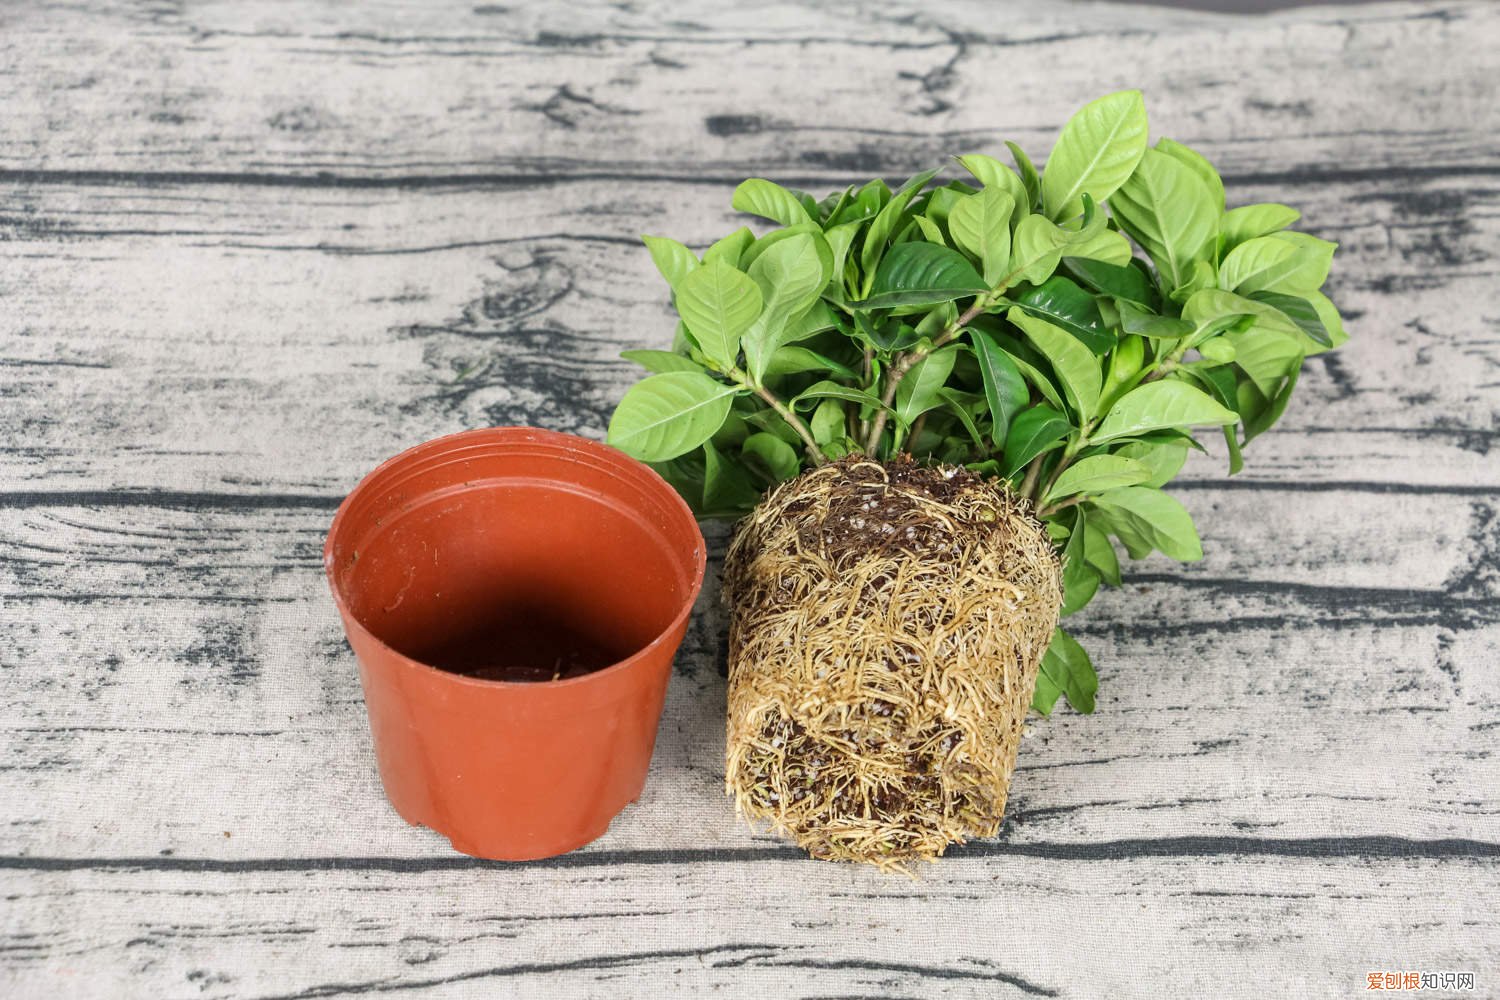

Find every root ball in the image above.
[722,456,1062,867]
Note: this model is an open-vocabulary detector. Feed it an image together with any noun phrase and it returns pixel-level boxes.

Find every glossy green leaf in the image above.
[703,228,754,268]
[1064,257,1154,307]
[1223,325,1303,396]
[621,349,706,375]
[1059,508,1100,616]
[702,439,764,515]
[1063,227,1133,266]
[1219,232,1336,294]
[949,187,1016,284]
[793,380,889,412]
[938,387,985,446]
[1117,299,1194,339]
[1042,89,1150,222]
[742,233,829,381]
[642,235,698,290]
[1006,141,1042,210]
[1092,379,1237,444]
[1009,214,1068,286]
[673,259,763,368]
[1154,138,1224,213]
[1015,276,1115,355]
[1247,291,1332,348]
[1220,203,1300,256]
[608,372,739,462]
[895,346,959,424]
[1002,404,1070,477]
[859,242,986,310]
[1090,486,1203,561]
[1112,439,1188,488]
[1082,521,1122,586]
[971,328,1030,446]
[742,432,800,483]
[732,178,815,227]
[1046,455,1152,502]
[954,154,1029,224]
[1034,627,1097,714]
[1109,148,1218,290]
[1009,307,1102,424]
[809,398,846,447]
[764,345,859,380]
[860,167,940,278]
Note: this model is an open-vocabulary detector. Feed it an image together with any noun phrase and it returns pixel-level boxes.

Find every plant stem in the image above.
[1038,494,1084,518]
[1017,453,1045,503]
[862,293,995,455]
[731,367,828,466]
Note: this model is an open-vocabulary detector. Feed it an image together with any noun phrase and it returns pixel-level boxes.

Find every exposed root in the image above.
[722,456,1062,869]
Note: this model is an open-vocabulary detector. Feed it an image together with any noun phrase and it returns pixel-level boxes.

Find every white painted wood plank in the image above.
[2,855,1496,1000]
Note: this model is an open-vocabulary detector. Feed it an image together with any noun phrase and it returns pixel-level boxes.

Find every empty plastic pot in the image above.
[324,426,705,860]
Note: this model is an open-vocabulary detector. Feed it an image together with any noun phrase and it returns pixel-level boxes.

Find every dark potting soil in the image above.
[414,604,629,683]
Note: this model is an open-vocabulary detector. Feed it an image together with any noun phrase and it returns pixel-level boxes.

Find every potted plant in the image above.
[607,91,1346,867]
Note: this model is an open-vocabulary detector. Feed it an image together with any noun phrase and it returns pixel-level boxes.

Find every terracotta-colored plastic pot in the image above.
[324,426,705,860]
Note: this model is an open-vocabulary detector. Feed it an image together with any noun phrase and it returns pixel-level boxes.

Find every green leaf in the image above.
[621,349,706,375]
[809,398,846,447]
[1182,288,1299,342]
[1114,439,1189,489]
[642,235,699,291]
[1058,508,1100,616]
[1035,627,1097,714]
[1117,299,1194,339]
[703,228,754,268]
[1002,404,1070,477]
[1046,455,1152,502]
[1223,325,1303,396]
[971,329,1029,446]
[1109,147,1218,290]
[742,233,830,381]
[1220,203,1300,256]
[914,214,947,246]
[1063,227,1133,266]
[1064,257,1154,307]
[1219,232,1337,294]
[1197,338,1236,364]
[793,380,889,412]
[607,372,739,462]
[1090,486,1203,561]
[1304,289,1349,351]
[764,345,859,380]
[1247,291,1332,348]
[673,260,763,368]
[895,346,959,424]
[860,167,940,279]
[742,432,800,483]
[1006,141,1042,210]
[1244,366,1300,441]
[822,221,862,301]
[1009,214,1069,286]
[732,178,815,227]
[1042,89,1150,222]
[954,154,1028,225]
[938,387,985,447]
[1008,307,1102,424]
[948,187,1016,285]
[702,439,764,515]
[1015,276,1116,355]
[1007,348,1067,413]
[1092,380,1237,444]
[1100,333,1146,412]
[1082,521,1122,586]
[1154,138,1224,214]
[859,242,986,310]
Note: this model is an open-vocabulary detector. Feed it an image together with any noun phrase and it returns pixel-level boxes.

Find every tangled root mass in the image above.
[722,456,1063,868]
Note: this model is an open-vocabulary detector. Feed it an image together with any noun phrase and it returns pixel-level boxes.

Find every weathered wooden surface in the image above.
[2,1,1497,997]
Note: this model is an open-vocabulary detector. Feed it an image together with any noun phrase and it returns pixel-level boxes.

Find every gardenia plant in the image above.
[607,90,1345,865]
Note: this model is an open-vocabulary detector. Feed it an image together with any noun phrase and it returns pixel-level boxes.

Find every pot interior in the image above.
[335,479,692,682]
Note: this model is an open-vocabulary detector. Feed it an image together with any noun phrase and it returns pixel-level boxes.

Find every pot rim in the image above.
[323,425,706,692]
